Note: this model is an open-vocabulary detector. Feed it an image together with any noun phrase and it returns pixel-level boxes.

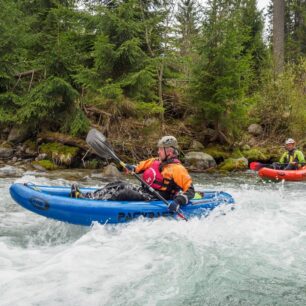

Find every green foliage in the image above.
[93,35,116,79]
[174,0,201,77]
[0,0,30,92]
[287,59,306,138]
[190,0,253,137]
[255,60,306,138]
[0,0,302,147]
[92,94,137,118]
[285,0,306,62]
[61,108,90,137]
[134,102,164,118]
[76,1,159,101]
[120,65,157,102]
[99,83,124,100]
[240,0,268,90]
[27,4,94,79]
[0,93,20,123]
[17,77,78,126]
[84,159,101,169]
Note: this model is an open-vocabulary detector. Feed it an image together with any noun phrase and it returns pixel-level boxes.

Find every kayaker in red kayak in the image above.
[273,138,305,170]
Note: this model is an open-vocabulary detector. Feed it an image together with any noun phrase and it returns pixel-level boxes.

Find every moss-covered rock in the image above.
[39,142,79,166]
[203,145,231,160]
[240,147,268,161]
[218,157,248,171]
[32,159,59,170]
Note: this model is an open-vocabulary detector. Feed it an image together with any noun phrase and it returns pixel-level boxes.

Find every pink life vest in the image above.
[142,159,180,190]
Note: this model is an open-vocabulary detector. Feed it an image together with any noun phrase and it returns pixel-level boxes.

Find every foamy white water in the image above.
[1,170,306,305]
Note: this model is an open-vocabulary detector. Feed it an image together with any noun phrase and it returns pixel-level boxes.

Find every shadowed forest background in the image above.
[0,0,305,169]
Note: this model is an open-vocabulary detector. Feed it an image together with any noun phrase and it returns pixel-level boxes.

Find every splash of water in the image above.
[1,172,306,305]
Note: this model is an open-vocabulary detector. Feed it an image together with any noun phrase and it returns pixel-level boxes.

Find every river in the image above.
[1,167,306,305]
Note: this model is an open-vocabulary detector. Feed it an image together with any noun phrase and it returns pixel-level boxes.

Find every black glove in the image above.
[169,194,188,212]
[168,200,180,213]
[125,164,136,172]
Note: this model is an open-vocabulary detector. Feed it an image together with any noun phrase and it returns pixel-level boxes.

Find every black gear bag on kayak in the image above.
[82,181,154,201]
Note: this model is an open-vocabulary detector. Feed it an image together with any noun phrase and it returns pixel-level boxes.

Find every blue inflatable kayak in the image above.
[10,183,235,226]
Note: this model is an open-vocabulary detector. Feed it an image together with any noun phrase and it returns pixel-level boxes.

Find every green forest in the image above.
[0,0,305,169]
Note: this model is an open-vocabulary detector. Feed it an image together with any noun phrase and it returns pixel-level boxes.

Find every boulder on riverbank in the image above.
[7,125,31,143]
[0,143,14,159]
[247,124,263,136]
[102,163,122,177]
[184,151,217,171]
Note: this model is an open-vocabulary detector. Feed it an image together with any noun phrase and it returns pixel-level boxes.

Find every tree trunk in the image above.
[158,62,164,127]
[273,0,285,75]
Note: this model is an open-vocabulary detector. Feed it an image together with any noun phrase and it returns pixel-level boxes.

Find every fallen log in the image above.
[37,131,89,151]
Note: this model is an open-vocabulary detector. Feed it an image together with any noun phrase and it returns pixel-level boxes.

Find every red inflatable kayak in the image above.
[258,166,306,181]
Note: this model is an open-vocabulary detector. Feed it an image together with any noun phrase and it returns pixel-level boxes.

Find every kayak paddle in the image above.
[86,128,188,221]
[249,162,271,171]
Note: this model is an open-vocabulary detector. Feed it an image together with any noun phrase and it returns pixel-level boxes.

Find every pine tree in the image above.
[240,0,268,89]
[12,0,92,134]
[174,0,201,78]
[75,0,172,118]
[190,0,252,141]
[0,0,30,124]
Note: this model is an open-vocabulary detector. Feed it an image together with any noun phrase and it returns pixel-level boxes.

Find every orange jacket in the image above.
[135,158,194,199]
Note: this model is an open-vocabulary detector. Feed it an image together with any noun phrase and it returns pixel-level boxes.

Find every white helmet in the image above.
[285,138,295,145]
[157,136,179,149]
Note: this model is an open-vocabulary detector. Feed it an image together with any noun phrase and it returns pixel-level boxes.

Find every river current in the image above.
[0,168,305,306]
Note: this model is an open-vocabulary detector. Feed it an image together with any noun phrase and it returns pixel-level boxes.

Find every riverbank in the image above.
[1,121,305,172]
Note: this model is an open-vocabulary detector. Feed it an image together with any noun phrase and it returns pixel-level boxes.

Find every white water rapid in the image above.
[1,169,306,305]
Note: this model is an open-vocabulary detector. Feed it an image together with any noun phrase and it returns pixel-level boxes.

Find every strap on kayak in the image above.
[24,182,41,191]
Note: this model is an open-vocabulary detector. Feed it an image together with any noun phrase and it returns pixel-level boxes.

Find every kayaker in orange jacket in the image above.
[71,136,195,213]
[126,136,195,213]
